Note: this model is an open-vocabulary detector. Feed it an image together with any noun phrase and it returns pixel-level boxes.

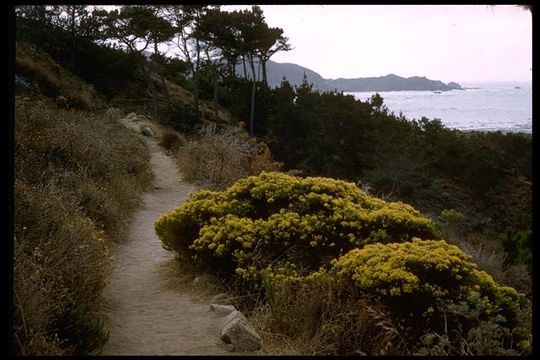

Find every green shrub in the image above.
[51,305,109,354]
[155,172,437,284]
[440,208,465,224]
[498,228,532,273]
[156,172,529,355]
[330,239,531,354]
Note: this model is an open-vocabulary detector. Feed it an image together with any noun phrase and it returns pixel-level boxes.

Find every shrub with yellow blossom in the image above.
[155,172,530,355]
[155,172,438,279]
[330,239,531,354]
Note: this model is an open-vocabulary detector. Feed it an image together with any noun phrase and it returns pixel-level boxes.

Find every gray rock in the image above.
[135,115,149,122]
[141,126,155,137]
[221,310,261,351]
[192,276,202,285]
[15,75,31,93]
[126,112,137,120]
[210,304,236,316]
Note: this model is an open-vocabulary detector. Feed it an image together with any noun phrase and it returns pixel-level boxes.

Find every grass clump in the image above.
[158,128,186,153]
[175,125,282,190]
[13,94,153,355]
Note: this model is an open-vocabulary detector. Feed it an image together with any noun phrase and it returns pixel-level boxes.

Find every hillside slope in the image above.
[16,41,106,110]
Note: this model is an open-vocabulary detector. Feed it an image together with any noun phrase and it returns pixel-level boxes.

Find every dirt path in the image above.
[100,136,231,355]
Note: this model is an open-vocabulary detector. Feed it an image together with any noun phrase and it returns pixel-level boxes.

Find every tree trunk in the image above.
[261,60,268,87]
[69,8,75,71]
[194,39,200,116]
[249,55,256,136]
[242,55,248,79]
[154,41,172,115]
[141,65,160,122]
[213,76,219,123]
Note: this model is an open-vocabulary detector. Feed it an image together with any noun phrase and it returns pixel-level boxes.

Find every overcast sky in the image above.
[222,5,532,83]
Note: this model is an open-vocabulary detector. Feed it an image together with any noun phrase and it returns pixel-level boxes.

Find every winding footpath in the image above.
[100,134,230,355]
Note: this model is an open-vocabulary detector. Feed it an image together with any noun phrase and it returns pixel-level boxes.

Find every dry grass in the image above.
[154,73,232,124]
[157,254,229,303]
[13,94,153,355]
[16,55,62,96]
[158,128,186,153]
[64,89,96,110]
[445,232,531,295]
[245,281,408,355]
[175,125,282,190]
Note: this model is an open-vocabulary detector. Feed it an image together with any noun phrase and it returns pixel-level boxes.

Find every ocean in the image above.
[347,81,532,133]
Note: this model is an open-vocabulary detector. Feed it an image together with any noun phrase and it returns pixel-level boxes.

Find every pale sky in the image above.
[223,5,532,83]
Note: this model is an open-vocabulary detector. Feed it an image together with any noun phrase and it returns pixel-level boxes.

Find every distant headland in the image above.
[245,60,463,92]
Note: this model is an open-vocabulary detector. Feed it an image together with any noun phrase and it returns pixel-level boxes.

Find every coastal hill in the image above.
[240,60,463,92]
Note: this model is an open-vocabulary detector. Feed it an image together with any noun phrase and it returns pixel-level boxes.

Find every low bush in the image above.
[158,128,186,153]
[498,228,532,274]
[444,232,531,295]
[175,126,281,190]
[155,172,437,285]
[64,89,95,110]
[330,239,531,354]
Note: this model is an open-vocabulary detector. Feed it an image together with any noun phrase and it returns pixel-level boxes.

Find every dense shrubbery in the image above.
[14,95,153,355]
[155,173,530,355]
[228,78,531,237]
[155,172,437,282]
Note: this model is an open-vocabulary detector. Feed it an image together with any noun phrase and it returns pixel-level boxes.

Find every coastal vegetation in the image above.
[155,172,531,355]
[13,4,531,356]
[14,93,152,354]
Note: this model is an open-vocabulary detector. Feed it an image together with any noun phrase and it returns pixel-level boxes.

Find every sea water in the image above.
[347,81,532,133]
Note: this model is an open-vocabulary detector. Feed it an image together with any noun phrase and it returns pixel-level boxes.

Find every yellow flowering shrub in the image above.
[331,239,531,354]
[154,172,530,354]
[155,172,437,277]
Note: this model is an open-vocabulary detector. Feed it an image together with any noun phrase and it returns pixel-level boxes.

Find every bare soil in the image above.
[99,134,231,355]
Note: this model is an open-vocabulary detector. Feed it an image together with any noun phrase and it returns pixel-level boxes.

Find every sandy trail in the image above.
[100,137,230,355]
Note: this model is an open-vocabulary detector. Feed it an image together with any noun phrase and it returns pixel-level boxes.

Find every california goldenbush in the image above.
[14,95,153,355]
[155,172,436,281]
[155,172,530,355]
[331,239,531,354]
